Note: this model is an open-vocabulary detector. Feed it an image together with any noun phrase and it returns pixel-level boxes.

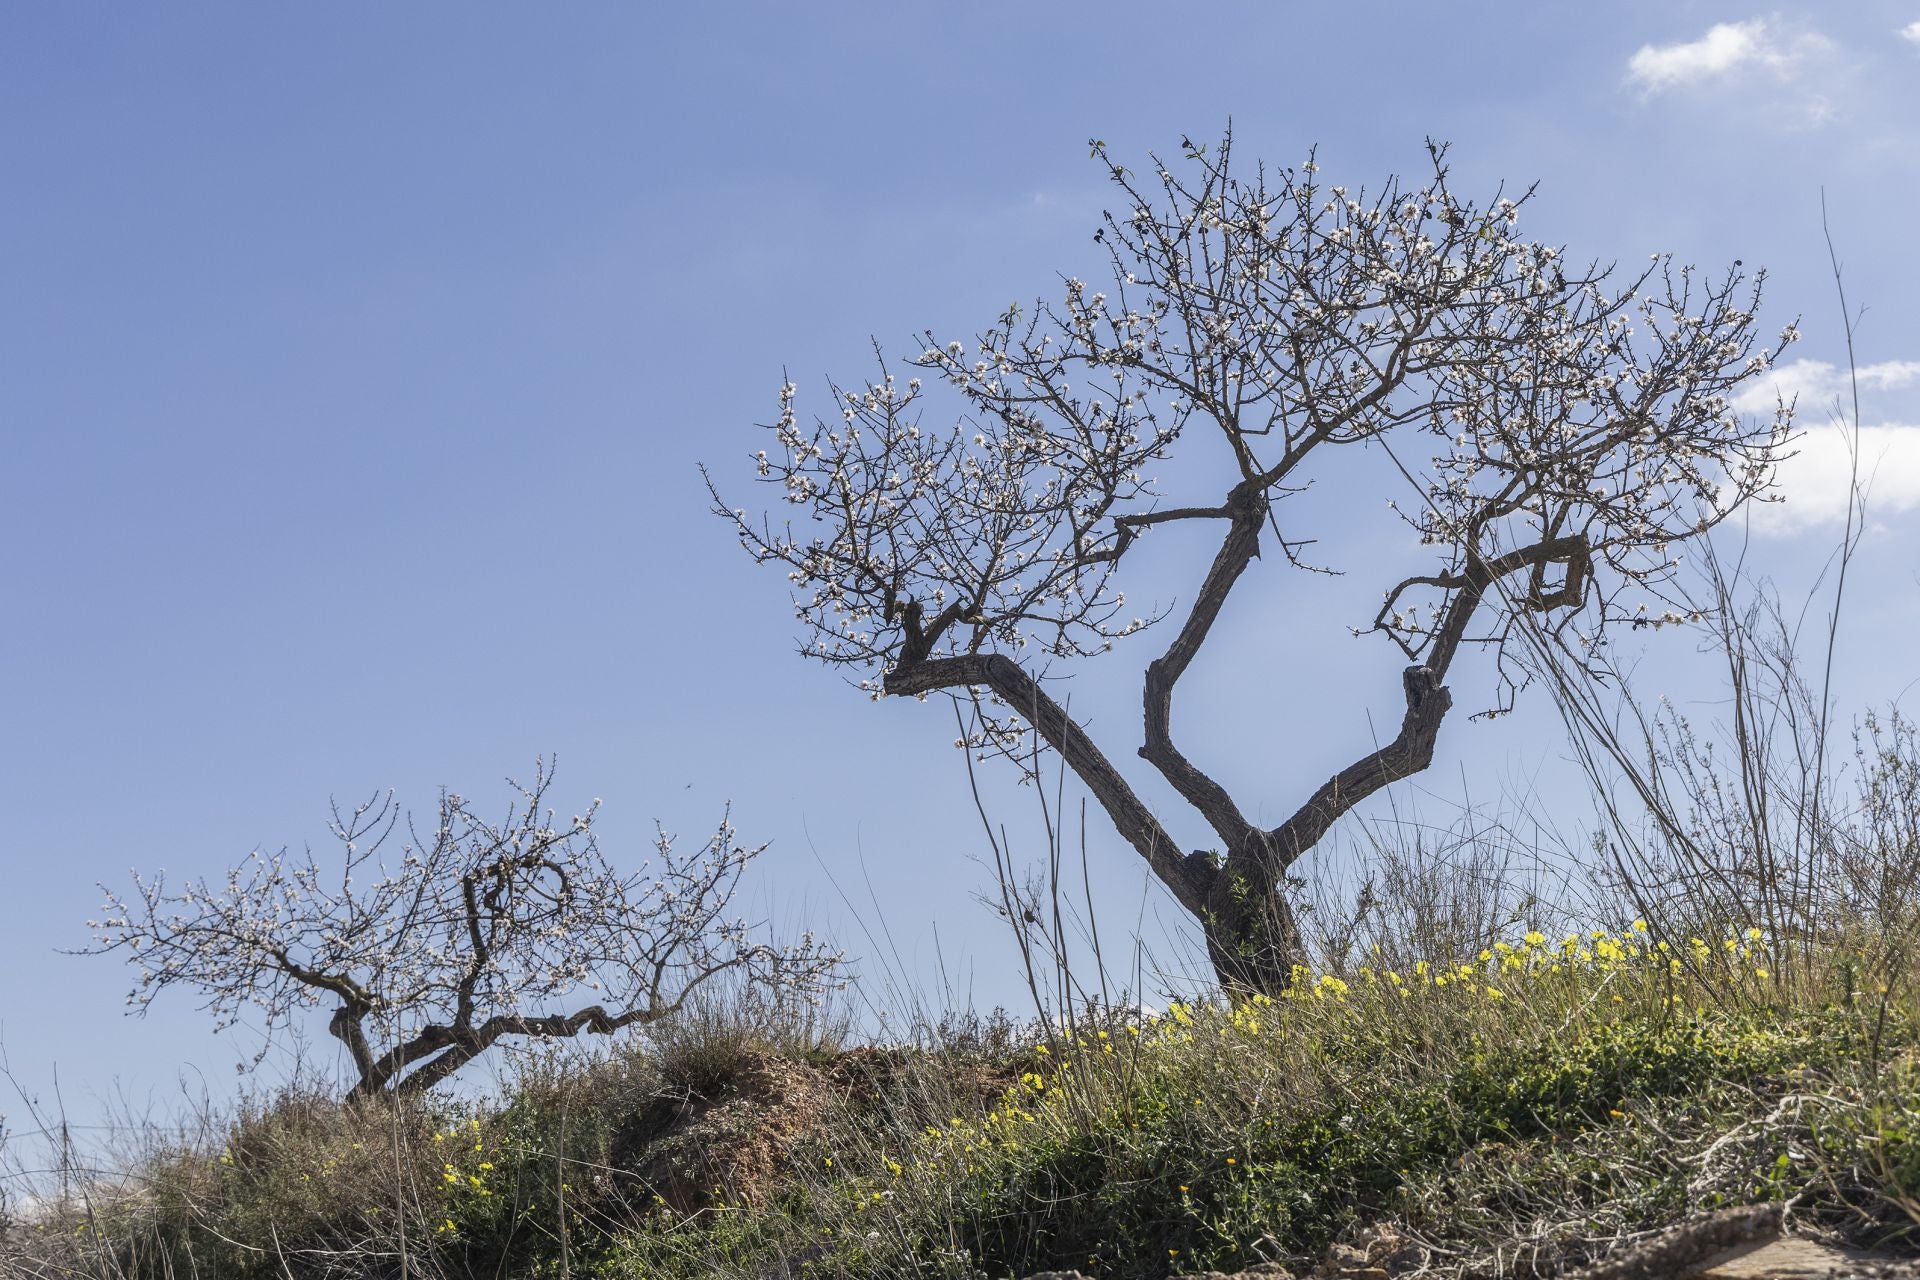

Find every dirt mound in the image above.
[613,1050,835,1211]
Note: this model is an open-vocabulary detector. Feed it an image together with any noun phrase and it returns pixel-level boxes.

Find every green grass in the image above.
[10,927,1920,1279]
[592,928,1920,1278]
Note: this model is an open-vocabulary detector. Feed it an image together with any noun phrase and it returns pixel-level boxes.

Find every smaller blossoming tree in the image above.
[88,761,841,1100]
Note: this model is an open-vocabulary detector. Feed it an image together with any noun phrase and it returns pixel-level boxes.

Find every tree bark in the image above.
[884,534,1585,997]
[1140,481,1267,853]
[340,1002,666,1101]
[885,652,1216,920]
[1199,664,1454,993]
[1200,862,1306,994]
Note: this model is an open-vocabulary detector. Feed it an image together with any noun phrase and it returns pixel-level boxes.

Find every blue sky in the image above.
[3,4,1918,1138]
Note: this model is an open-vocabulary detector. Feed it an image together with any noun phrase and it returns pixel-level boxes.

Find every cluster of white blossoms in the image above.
[716,132,1790,736]
[712,316,1173,688]
[90,761,841,1089]
[1373,247,1793,670]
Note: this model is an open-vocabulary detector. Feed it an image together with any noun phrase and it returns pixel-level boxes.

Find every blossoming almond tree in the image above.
[712,130,1794,994]
[89,761,840,1100]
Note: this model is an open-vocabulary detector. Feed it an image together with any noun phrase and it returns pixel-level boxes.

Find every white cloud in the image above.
[1750,422,1920,536]
[1902,20,1920,46]
[1730,355,1920,536]
[1626,18,1832,94]
[1730,358,1920,416]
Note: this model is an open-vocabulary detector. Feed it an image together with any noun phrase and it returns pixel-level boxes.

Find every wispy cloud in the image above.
[1625,18,1833,95]
[1731,358,1920,415]
[1799,94,1838,127]
[1902,20,1920,47]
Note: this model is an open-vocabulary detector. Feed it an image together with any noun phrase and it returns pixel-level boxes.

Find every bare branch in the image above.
[884,653,1213,917]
